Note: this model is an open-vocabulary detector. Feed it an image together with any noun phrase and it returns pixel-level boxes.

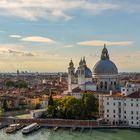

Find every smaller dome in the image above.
[75,66,92,78]
[85,66,92,78]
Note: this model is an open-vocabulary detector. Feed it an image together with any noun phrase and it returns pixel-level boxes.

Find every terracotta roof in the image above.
[127,92,140,98]
[72,87,81,92]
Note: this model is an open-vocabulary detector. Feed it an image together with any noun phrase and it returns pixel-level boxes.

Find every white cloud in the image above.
[21,36,54,43]
[77,40,133,47]
[0,0,119,21]
[9,34,22,38]
[0,44,24,52]
[7,50,34,57]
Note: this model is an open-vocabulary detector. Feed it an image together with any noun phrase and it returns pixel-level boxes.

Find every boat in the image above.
[5,124,24,133]
[53,127,59,131]
[22,123,40,134]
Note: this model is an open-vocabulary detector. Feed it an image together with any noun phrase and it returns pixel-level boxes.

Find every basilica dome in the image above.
[93,45,118,75]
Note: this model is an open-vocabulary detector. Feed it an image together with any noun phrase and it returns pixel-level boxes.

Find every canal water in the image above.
[0,128,139,140]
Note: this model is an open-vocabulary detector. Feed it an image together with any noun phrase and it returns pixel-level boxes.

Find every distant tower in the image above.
[17,69,20,77]
[77,58,86,90]
[68,59,75,92]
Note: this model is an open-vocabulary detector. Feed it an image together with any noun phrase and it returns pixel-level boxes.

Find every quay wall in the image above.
[0,117,99,128]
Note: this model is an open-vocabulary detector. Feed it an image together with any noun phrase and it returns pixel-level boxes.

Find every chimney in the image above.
[110,90,112,95]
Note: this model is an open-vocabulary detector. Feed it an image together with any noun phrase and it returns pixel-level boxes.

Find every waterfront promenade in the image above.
[0,117,99,128]
[0,117,140,129]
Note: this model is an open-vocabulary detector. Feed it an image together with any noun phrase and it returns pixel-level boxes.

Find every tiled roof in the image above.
[127,92,140,98]
[72,87,81,92]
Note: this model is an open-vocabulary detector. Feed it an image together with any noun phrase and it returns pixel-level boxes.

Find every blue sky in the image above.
[0,0,139,72]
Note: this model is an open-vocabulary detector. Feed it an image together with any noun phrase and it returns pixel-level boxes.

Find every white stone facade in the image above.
[99,93,140,127]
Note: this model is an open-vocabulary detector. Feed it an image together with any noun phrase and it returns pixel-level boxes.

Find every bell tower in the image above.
[68,59,75,92]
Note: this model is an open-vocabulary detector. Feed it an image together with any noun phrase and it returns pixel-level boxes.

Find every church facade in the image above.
[68,44,120,93]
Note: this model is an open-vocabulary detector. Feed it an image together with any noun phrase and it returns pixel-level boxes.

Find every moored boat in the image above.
[22,123,40,134]
[5,124,24,133]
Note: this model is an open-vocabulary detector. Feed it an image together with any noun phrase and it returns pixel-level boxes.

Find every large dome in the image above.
[93,59,118,75]
[93,45,118,75]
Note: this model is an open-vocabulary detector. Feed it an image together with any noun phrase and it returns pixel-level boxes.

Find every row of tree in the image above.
[45,94,98,120]
[5,80,28,88]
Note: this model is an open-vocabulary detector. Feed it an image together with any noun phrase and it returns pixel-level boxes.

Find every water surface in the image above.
[0,128,139,140]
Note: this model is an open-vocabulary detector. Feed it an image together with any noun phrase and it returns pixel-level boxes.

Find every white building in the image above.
[67,57,96,93]
[30,109,46,118]
[65,45,120,98]
[99,91,140,127]
[121,83,140,96]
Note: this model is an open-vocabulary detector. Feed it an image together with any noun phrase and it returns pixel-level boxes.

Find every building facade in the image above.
[99,85,140,127]
[67,44,120,94]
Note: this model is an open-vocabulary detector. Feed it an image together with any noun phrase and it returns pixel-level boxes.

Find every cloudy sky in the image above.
[0,0,140,72]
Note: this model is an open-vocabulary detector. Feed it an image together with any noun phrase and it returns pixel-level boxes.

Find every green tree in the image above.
[15,80,28,88]
[47,105,56,118]
[48,93,54,106]
[3,100,9,112]
[82,94,98,118]
[57,96,86,119]
[5,80,14,88]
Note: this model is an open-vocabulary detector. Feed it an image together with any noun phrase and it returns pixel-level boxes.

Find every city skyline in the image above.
[0,0,140,72]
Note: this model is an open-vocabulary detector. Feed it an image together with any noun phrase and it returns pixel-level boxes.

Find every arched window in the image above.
[100,81,103,89]
[105,81,107,89]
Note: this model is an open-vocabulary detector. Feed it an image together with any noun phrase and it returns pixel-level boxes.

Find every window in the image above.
[114,115,115,118]
[124,111,126,114]
[107,102,109,105]
[107,109,109,113]
[136,117,139,120]
[131,121,133,124]
[136,104,138,107]
[136,111,139,115]
[131,103,133,107]
[113,103,115,106]
[119,108,121,113]
[124,116,126,119]
[113,110,115,113]
[118,102,121,106]
[131,111,133,114]
[131,116,133,119]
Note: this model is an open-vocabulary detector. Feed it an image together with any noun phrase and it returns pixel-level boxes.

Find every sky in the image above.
[0,0,140,72]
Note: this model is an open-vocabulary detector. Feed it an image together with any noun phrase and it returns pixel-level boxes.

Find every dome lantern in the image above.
[101,44,110,60]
